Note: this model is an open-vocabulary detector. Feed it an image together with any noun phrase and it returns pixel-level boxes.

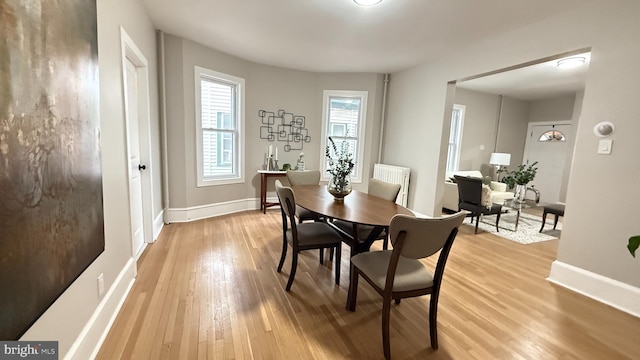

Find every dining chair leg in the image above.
[382,295,392,360]
[285,252,298,291]
[383,237,389,250]
[474,214,480,234]
[495,212,501,233]
[319,248,324,265]
[329,247,334,261]
[346,264,358,311]
[277,239,287,273]
[429,292,440,349]
[334,244,341,285]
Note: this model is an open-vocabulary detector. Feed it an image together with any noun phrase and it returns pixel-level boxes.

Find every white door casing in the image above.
[522,121,571,204]
[121,28,155,261]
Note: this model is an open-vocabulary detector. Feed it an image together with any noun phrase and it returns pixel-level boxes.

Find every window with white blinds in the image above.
[195,67,245,186]
[320,90,368,183]
[446,104,465,172]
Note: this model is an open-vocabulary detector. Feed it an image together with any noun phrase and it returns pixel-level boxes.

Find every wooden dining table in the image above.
[291,185,415,256]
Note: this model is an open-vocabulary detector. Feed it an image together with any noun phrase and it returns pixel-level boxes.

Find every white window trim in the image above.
[319,90,368,184]
[194,66,245,187]
[446,104,465,173]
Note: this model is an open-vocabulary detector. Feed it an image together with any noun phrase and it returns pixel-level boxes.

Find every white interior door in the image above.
[523,122,571,203]
[125,58,146,259]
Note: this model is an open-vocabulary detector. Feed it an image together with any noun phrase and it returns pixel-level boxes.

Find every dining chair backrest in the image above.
[286,170,320,186]
[275,180,296,220]
[389,212,466,260]
[368,178,401,202]
[454,175,483,206]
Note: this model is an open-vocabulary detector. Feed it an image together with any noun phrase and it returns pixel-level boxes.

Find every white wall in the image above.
[384,0,640,310]
[19,0,161,358]
[163,35,384,216]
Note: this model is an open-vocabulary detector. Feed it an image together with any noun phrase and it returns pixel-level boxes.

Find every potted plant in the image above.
[497,162,538,201]
[629,236,640,257]
[325,137,355,201]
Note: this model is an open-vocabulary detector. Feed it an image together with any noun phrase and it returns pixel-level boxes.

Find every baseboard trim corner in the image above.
[548,260,640,318]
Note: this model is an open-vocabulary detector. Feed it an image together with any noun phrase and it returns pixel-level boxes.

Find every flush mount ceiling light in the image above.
[353,0,383,6]
[557,56,587,69]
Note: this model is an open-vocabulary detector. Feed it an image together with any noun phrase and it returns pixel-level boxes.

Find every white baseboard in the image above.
[153,210,164,240]
[64,258,136,360]
[548,260,640,318]
[164,197,279,223]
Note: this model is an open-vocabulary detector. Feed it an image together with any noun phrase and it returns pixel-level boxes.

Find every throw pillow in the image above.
[481,184,493,209]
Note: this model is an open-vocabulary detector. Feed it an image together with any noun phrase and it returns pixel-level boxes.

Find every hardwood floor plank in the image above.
[96,210,640,359]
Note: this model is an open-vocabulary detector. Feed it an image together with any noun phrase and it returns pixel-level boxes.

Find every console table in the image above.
[258,170,287,214]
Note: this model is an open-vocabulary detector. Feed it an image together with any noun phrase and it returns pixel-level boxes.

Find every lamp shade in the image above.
[489,152,511,166]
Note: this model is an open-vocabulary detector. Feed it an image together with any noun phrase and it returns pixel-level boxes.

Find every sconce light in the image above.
[593,121,615,137]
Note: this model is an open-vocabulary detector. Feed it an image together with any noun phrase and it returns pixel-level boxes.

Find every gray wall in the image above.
[384,0,640,290]
[529,94,576,123]
[20,0,162,357]
[454,88,500,174]
[495,96,530,168]
[163,35,384,210]
[454,88,572,181]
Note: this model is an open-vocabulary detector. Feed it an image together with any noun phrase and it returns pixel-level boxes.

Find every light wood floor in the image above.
[96,210,640,359]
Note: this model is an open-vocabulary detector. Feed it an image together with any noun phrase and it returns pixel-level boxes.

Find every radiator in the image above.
[373,163,411,207]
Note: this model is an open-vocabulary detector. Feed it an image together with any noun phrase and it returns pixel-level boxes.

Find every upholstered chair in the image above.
[275,180,342,291]
[346,212,466,359]
[332,178,401,250]
[286,170,322,223]
[454,175,502,234]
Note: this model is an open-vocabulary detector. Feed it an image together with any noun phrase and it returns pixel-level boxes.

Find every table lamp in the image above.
[489,152,511,177]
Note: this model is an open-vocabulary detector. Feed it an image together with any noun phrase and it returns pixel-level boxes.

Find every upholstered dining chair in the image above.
[346,212,466,359]
[332,178,401,250]
[275,180,342,291]
[454,175,502,234]
[286,170,322,223]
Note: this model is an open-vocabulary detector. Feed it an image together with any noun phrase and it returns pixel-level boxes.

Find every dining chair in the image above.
[346,212,466,359]
[454,175,502,234]
[332,178,401,250]
[286,170,322,223]
[275,180,342,291]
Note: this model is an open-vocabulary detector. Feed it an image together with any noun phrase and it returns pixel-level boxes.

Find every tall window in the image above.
[320,90,368,183]
[446,104,465,172]
[195,66,245,186]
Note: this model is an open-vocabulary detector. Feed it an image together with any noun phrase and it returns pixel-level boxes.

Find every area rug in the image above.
[462,212,561,244]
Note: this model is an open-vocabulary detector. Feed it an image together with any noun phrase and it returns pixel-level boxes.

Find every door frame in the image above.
[120,27,155,259]
[522,120,572,203]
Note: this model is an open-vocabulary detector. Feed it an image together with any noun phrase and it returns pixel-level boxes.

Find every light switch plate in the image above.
[598,139,613,155]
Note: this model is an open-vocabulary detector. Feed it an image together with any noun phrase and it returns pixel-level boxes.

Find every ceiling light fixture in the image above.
[556,56,586,69]
[353,0,383,6]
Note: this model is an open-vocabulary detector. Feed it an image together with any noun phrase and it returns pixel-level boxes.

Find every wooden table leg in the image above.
[261,173,267,214]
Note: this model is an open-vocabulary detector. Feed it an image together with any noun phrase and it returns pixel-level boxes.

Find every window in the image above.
[538,129,566,142]
[195,66,245,186]
[320,90,368,183]
[446,104,465,172]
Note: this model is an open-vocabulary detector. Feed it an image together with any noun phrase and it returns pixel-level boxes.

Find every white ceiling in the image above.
[457,52,591,101]
[141,0,593,74]
[142,0,592,73]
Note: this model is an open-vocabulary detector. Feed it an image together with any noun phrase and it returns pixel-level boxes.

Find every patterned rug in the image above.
[462,211,561,244]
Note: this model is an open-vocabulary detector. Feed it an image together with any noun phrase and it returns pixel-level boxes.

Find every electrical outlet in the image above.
[97,273,104,297]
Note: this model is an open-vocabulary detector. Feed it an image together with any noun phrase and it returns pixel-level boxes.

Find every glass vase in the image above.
[514,184,527,203]
[327,175,352,202]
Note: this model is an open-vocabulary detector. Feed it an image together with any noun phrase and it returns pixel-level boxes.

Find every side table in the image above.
[258,170,287,214]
